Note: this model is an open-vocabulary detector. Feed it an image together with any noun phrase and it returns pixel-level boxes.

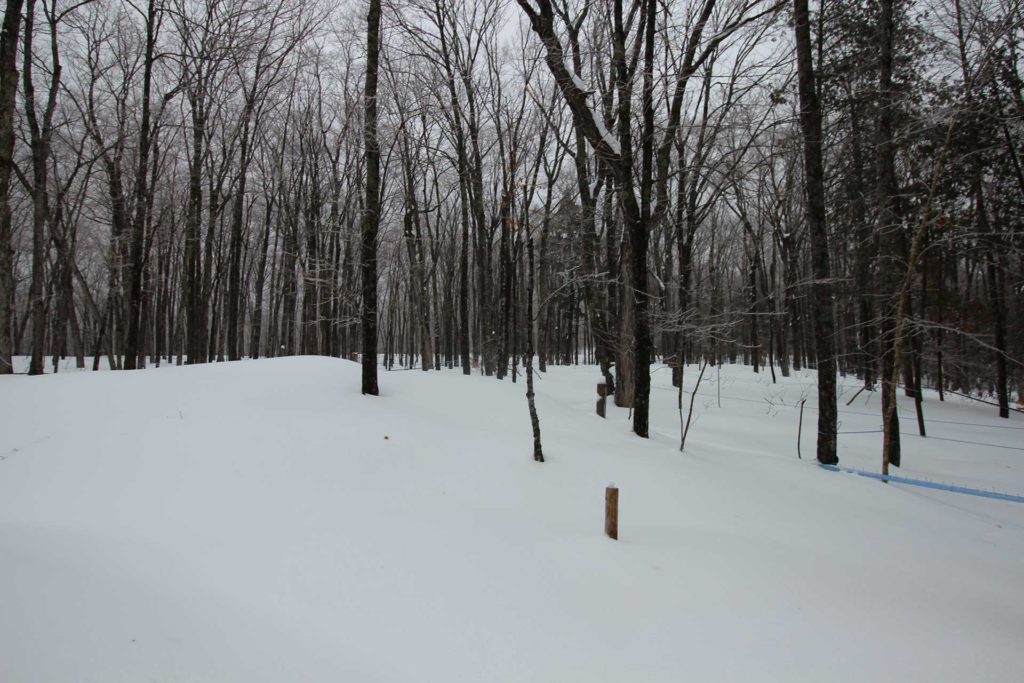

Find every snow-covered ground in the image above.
[1,356,1022,681]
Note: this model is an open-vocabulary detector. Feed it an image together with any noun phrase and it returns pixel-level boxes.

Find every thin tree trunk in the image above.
[525,237,543,462]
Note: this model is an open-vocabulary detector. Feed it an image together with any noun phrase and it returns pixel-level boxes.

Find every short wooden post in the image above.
[596,382,607,418]
[605,484,618,540]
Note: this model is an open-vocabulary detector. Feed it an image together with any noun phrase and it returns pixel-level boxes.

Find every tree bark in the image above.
[123,0,159,370]
[360,0,380,395]
[878,0,902,469]
[793,0,838,464]
[525,237,543,462]
[0,0,23,375]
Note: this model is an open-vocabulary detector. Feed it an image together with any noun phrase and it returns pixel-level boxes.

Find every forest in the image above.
[2,3,1024,676]
[0,0,1021,464]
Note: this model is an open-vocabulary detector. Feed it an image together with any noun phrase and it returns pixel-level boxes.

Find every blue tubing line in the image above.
[819,464,1024,504]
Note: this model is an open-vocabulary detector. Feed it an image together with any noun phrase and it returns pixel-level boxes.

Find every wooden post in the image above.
[596,382,607,418]
[605,484,618,540]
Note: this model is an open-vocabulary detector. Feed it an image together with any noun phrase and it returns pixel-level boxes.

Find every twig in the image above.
[680,360,708,452]
[941,388,1024,414]
[845,385,867,406]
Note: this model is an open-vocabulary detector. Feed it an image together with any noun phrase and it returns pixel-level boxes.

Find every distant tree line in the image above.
[0,0,1021,460]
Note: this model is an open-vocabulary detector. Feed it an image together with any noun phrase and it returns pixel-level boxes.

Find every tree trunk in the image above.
[793,0,838,464]
[360,0,381,395]
[122,0,159,370]
[525,238,543,462]
[0,0,23,375]
[878,0,902,470]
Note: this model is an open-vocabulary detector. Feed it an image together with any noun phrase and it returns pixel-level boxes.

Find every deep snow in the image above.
[1,356,1022,681]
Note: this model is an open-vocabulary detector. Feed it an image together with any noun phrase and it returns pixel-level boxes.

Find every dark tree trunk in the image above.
[123,0,159,370]
[978,188,1010,418]
[794,0,838,464]
[360,0,380,395]
[226,102,256,361]
[22,0,63,376]
[878,0,902,470]
[459,181,471,374]
[0,0,23,375]
[23,0,46,375]
[525,237,543,462]
[250,192,274,360]
[183,93,206,365]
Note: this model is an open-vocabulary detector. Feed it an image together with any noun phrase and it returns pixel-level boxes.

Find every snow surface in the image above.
[2,357,1023,681]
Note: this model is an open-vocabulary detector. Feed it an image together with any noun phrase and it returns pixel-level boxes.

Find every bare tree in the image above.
[0,0,24,374]
[361,0,381,395]
[793,0,837,464]
[515,0,784,437]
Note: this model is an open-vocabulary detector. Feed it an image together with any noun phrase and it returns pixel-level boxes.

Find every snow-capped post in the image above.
[605,484,618,540]
[596,382,607,418]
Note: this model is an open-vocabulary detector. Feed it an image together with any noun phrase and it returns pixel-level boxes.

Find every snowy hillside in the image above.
[1,357,1023,681]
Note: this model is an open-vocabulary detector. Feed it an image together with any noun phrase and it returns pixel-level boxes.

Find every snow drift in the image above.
[1,357,1022,681]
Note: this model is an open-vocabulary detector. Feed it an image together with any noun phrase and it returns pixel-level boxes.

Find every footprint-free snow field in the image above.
[2,357,1022,681]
